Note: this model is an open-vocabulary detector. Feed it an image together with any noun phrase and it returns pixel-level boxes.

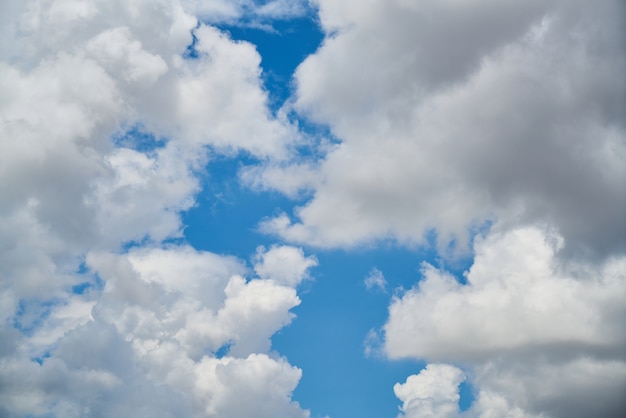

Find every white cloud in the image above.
[258,0,626,258]
[240,161,320,198]
[0,0,299,298]
[256,0,309,19]
[0,1,309,416]
[364,268,387,292]
[87,245,306,358]
[85,26,168,85]
[181,0,310,23]
[386,226,626,417]
[394,364,465,418]
[384,226,626,361]
[0,246,310,417]
[254,245,318,287]
[173,24,299,157]
[2,0,625,417]
[195,353,307,418]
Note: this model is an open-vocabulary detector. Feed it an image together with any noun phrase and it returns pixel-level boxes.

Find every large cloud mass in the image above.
[259,0,626,258]
[0,0,311,417]
[385,226,626,417]
[250,0,625,416]
[1,246,312,417]
[2,0,625,417]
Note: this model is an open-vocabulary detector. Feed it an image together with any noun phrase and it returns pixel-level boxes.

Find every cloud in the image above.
[254,245,319,287]
[386,226,626,417]
[0,0,299,295]
[180,0,310,23]
[85,26,168,85]
[0,1,310,416]
[174,24,299,157]
[384,226,626,361]
[2,1,625,417]
[250,4,626,411]
[0,0,298,296]
[364,268,387,292]
[396,358,626,418]
[258,0,626,258]
[394,364,465,418]
[0,245,311,417]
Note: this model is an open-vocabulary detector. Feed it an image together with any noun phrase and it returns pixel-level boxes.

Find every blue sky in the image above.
[1,1,625,417]
[185,15,475,417]
[181,51,421,418]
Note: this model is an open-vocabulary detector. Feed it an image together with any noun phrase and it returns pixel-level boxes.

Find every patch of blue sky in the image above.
[71,259,104,296]
[182,155,298,259]
[214,341,233,359]
[179,9,482,418]
[70,281,92,295]
[109,124,166,154]
[13,299,58,336]
[211,9,323,113]
[459,380,476,412]
[272,247,429,417]
[32,351,52,366]
[183,22,201,60]
[71,274,104,296]
[162,10,329,257]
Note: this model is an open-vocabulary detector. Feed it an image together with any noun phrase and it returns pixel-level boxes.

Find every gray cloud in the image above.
[260,0,626,259]
[251,2,626,415]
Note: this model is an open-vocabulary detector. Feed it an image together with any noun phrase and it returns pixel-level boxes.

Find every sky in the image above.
[0,1,625,417]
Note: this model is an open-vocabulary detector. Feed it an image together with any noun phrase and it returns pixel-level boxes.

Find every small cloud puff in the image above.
[395,364,465,418]
[364,267,387,293]
[254,245,318,287]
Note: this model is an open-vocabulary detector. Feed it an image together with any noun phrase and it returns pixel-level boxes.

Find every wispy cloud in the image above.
[364,268,387,293]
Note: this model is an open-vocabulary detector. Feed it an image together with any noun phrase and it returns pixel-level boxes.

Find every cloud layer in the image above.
[386,226,626,417]
[246,3,626,412]
[0,1,311,417]
[246,1,626,416]
[1,245,313,417]
[259,0,626,258]
[1,0,625,417]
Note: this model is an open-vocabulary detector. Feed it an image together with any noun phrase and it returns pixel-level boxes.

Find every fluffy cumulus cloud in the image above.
[0,0,312,417]
[0,0,297,299]
[394,364,466,418]
[245,3,625,413]
[1,243,315,417]
[0,245,312,417]
[260,0,626,257]
[386,226,626,417]
[254,244,318,287]
[2,0,626,417]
